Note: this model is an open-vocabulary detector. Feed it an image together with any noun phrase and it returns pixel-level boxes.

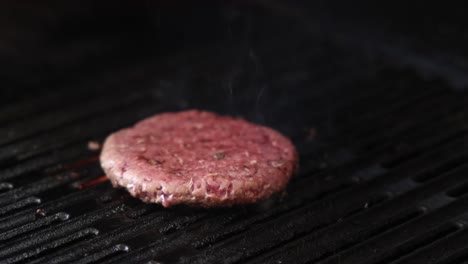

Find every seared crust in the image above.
[100,110,298,207]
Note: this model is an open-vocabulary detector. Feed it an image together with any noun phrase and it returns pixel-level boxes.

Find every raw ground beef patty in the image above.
[100,110,298,207]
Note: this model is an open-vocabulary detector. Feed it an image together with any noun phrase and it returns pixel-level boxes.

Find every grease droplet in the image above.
[88,141,101,151]
[35,208,46,218]
[57,212,70,221]
[115,244,129,252]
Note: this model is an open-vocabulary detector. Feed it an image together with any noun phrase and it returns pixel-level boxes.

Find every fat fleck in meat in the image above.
[100,110,298,207]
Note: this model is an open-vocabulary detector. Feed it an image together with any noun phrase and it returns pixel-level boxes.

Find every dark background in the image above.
[3,2,468,263]
[3,1,468,139]
[2,1,468,99]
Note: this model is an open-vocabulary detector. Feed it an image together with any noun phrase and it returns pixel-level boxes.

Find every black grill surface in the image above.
[2,2,468,264]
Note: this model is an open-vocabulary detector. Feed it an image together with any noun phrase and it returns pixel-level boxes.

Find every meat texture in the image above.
[100,110,298,207]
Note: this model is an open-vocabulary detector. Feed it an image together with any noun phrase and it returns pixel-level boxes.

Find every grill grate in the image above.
[3,2,468,264]
[2,69,468,264]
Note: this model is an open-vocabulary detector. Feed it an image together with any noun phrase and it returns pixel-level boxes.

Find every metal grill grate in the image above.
[2,67,468,264]
[2,2,468,264]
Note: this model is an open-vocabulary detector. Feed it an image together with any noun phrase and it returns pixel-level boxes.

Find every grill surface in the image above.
[2,2,468,264]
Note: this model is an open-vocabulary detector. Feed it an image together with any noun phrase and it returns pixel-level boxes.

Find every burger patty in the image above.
[100,110,298,207]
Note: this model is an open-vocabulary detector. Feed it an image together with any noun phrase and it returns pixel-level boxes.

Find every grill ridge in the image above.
[2,5,468,263]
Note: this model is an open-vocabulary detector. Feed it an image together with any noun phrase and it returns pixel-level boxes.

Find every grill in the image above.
[2,2,468,264]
